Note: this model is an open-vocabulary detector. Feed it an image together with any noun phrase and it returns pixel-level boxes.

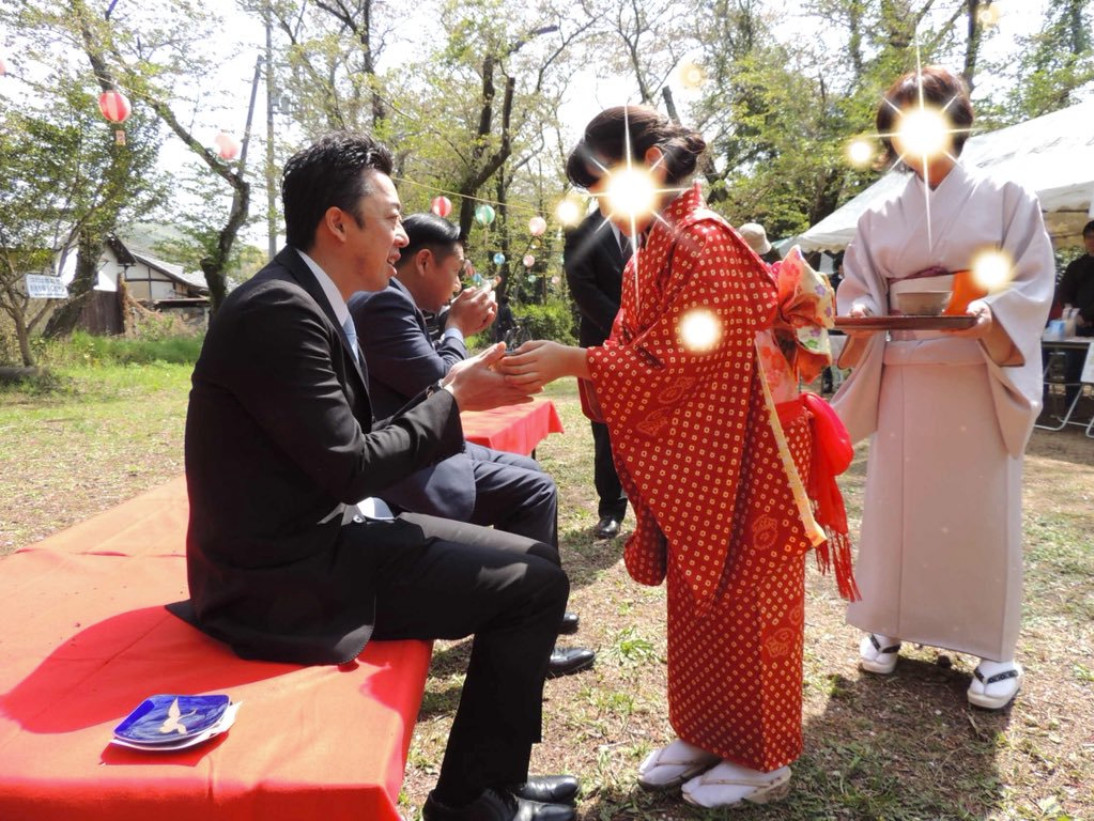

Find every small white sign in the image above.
[25,275,69,300]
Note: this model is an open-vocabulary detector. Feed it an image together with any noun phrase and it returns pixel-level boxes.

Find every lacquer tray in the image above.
[834,315,977,331]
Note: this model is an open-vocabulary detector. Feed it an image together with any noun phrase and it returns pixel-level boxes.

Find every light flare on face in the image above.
[895,106,951,160]
[606,166,659,224]
[678,309,722,353]
[971,249,1014,292]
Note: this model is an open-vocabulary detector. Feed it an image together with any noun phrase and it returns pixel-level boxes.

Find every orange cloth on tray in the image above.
[0,477,431,821]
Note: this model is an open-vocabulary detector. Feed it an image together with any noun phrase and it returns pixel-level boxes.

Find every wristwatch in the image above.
[425,379,446,397]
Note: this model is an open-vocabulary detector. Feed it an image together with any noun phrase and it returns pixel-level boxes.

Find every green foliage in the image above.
[42,330,203,368]
[0,74,163,364]
[513,300,576,345]
[1003,0,1094,119]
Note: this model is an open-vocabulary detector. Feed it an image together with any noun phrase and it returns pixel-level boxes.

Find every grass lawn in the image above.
[1,352,1091,819]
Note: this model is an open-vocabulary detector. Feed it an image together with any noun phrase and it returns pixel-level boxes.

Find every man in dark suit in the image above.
[564,205,630,539]
[183,134,578,821]
[349,213,594,677]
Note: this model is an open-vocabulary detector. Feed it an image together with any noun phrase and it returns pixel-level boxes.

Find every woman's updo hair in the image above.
[566,105,707,189]
[876,65,974,162]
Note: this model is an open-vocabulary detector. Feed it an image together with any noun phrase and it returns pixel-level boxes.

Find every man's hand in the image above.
[442,343,537,410]
[447,284,497,337]
[496,340,588,391]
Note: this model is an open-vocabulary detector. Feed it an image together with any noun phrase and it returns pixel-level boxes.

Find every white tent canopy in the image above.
[798,99,1094,252]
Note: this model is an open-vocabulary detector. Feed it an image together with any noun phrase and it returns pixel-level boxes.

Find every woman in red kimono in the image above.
[502,106,855,808]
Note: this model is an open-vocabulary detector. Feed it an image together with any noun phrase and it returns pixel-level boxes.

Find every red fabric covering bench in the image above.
[0,477,431,821]
[460,397,564,456]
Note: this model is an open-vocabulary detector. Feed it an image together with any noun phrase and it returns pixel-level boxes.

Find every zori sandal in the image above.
[681,761,792,808]
[859,633,901,675]
[637,739,720,791]
[968,660,1023,710]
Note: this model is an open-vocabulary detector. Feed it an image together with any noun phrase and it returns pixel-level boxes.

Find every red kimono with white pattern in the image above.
[587,185,820,772]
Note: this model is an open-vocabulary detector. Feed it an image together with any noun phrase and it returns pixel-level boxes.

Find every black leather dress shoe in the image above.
[559,611,579,635]
[508,775,580,805]
[423,788,575,821]
[594,516,620,539]
[547,646,595,678]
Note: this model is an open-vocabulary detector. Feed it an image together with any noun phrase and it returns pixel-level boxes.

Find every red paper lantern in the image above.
[431,196,453,218]
[528,216,547,236]
[97,90,131,124]
[214,131,240,160]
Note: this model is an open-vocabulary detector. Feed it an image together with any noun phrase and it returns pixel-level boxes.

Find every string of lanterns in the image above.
[423,186,570,287]
[30,68,565,292]
[92,83,241,161]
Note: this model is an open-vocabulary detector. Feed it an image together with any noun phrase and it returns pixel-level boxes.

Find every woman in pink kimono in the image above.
[833,66,1055,709]
[503,106,856,808]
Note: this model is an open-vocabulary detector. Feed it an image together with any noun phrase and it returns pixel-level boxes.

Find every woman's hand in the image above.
[944,300,992,339]
[443,343,539,409]
[843,303,874,339]
[944,300,1021,365]
[496,340,588,391]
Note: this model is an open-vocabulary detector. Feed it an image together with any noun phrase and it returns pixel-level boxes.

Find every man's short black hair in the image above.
[1083,219,1094,238]
[400,213,462,266]
[281,133,394,251]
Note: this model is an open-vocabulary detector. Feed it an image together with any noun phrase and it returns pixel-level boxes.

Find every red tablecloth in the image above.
[460,397,563,455]
[0,477,431,821]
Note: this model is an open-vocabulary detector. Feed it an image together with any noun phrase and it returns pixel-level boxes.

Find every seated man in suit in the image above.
[183,133,579,821]
[349,213,595,678]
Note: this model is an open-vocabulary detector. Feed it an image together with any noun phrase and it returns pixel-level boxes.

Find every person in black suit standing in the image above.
[348,213,594,677]
[564,202,630,539]
[182,134,579,821]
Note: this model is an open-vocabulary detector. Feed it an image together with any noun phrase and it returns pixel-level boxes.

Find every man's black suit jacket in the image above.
[564,211,629,347]
[348,279,477,520]
[183,248,464,665]
[348,278,467,419]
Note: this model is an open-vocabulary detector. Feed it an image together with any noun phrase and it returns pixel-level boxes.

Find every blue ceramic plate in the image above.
[114,694,231,745]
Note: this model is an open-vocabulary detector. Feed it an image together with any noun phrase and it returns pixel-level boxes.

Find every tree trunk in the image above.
[202,180,251,313]
[12,309,34,367]
[43,230,102,338]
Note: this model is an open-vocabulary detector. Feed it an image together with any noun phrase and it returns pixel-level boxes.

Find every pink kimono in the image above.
[832,162,1055,660]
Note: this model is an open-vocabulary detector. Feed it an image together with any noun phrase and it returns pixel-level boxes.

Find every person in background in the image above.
[563,194,632,540]
[494,295,516,345]
[182,133,579,821]
[832,66,1054,710]
[349,212,595,679]
[737,222,782,265]
[501,105,854,809]
[1055,219,1094,409]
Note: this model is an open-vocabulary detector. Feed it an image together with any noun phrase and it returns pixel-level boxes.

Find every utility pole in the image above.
[265,4,278,260]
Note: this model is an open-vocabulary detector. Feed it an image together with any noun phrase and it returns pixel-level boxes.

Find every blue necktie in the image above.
[342,316,359,364]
